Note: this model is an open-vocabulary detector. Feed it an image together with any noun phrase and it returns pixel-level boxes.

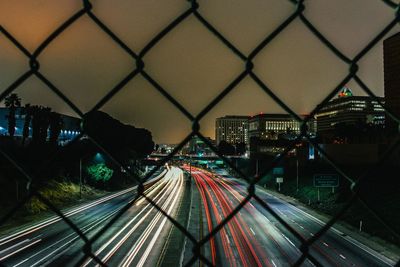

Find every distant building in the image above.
[248,113,316,141]
[156,144,176,154]
[384,32,400,134]
[315,87,385,133]
[181,136,215,156]
[215,116,249,145]
[0,107,81,145]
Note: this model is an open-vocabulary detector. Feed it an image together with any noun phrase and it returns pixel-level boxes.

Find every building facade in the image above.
[384,32,400,134]
[248,113,316,140]
[215,116,249,145]
[315,90,385,133]
[0,107,81,145]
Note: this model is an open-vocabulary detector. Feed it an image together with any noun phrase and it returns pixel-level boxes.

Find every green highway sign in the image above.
[313,174,339,187]
[273,167,284,175]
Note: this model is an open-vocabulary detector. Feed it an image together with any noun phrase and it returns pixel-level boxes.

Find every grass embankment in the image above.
[0,180,106,235]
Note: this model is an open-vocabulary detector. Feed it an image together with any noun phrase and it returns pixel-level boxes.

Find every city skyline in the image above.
[1,0,399,144]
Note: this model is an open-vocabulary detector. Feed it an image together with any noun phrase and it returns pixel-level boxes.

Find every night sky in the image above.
[1,0,399,144]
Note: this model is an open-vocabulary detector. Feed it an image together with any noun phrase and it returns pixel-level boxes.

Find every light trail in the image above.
[120,168,183,267]
[79,167,184,267]
[13,206,124,267]
[0,239,42,261]
[188,166,269,267]
[197,172,266,267]
[134,171,183,267]
[82,168,178,266]
[0,170,167,249]
[219,175,353,266]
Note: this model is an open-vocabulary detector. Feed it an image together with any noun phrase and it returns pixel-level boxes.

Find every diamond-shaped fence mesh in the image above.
[0,0,400,266]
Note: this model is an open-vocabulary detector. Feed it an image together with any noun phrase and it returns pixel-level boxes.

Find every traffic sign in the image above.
[276,177,283,183]
[313,174,339,187]
[273,167,284,175]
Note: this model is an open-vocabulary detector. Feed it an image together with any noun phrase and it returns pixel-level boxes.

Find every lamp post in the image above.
[189,154,192,177]
[79,157,83,198]
[296,158,299,192]
[256,159,259,177]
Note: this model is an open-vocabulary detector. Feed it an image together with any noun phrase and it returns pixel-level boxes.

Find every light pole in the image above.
[255,159,259,177]
[189,154,192,177]
[79,157,83,198]
[296,158,299,192]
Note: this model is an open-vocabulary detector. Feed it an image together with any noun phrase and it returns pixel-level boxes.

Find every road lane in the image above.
[0,167,186,267]
[187,167,395,267]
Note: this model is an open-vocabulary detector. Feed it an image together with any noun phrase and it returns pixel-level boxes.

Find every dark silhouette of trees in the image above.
[83,111,154,158]
[218,140,235,155]
[4,93,21,138]
[235,142,246,155]
[332,119,385,144]
[31,106,51,145]
[49,112,63,146]
[22,104,33,145]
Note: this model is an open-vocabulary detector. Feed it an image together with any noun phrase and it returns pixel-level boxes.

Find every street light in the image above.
[296,158,299,192]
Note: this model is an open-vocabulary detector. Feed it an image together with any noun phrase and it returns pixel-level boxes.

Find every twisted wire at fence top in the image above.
[1,0,400,266]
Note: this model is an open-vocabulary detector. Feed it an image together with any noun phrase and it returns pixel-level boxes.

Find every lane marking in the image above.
[340,254,346,260]
[0,239,29,255]
[255,186,396,267]
[271,259,277,267]
[250,227,255,236]
[282,234,296,248]
[0,239,41,261]
[323,242,329,247]
[0,170,168,248]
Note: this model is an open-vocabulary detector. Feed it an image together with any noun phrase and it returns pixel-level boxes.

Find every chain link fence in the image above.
[1,0,400,266]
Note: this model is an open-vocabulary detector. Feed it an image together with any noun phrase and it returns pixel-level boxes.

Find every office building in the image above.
[315,88,385,133]
[215,116,249,145]
[384,32,400,134]
[248,113,316,140]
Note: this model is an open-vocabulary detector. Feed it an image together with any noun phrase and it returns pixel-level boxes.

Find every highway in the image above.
[0,167,185,267]
[186,166,395,267]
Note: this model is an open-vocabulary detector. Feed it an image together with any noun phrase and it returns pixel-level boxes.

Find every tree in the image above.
[218,140,235,155]
[83,111,155,158]
[235,142,246,155]
[86,163,113,182]
[4,93,21,137]
[49,112,63,146]
[22,104,33,145]
[31,106,51,144]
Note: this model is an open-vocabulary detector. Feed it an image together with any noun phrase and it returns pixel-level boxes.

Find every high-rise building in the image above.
[315,88,385,133]
[383,32,400,134]
[215,116,249,145]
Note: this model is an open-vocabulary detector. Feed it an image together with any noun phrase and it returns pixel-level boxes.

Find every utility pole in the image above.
[79,158,82,198]
[296,158,299,192]
[189,154,192,178]
[256,159,259,177]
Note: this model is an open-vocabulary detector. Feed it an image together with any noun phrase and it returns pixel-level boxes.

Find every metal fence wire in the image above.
[1,0,400,266]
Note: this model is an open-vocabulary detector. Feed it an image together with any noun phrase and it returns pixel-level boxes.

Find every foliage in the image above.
[235,142,246,155]
[31,106,52,144]
[86,163,114,182]
[24,181,101,214]
[4,93,21,137]
[22,104,33,145]
[83,111,155,158]
[49,112,63,145]
[218,140,235,155]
